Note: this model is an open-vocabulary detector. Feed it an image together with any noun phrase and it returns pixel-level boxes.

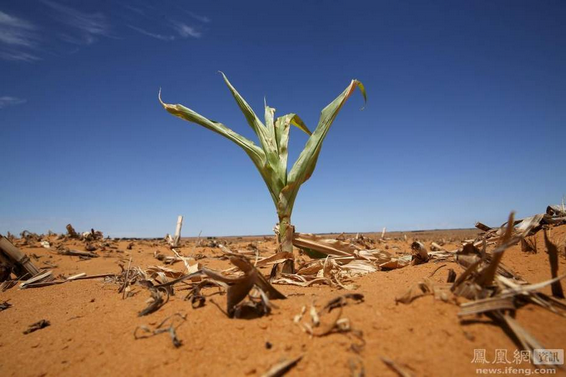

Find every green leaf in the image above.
[159,90,282,204]
[220,73,284,193]
[290,115,312,136]
[219,72,278,155]
[274,113,309,178]
[281,80,366,212]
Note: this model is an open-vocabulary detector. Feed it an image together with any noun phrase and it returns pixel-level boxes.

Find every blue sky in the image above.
[1,1,565,237]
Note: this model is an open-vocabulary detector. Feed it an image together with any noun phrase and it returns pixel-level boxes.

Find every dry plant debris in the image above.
[20,270,53,288]
[184,280,225,308]
[543,229,565,298]
[23,319,50,334]
[0,300,12,311]
[261,354,303,377]
[1,203,565,375]
[274,231,441,290]
[138,288,168,317]
[348,358,365,377]
[57,249,98,258]
[295,293,364,339]
[110,250,286,319]
[381,356,414,377]
[203,255,286,318]
[410,241,429,265]
[16,272,116,289]
[398,210,566,361]
[1,235,45,280]
[134,313,187,348]
[0,264,11,282]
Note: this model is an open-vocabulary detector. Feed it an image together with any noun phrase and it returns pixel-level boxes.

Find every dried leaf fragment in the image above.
[23,319,50,334]
[348,358,365,377]
[381,356,414,377]
[261,354,303,377]
[410,242,429,265]
[299,300,354,337]
[458,297,516,316]
[0,300,11,311]
[57,249,98,258]
[396,280,432,305]
[185,281,225,309]
[134,313,186,348]
[138,288,168,316]
[203,256,285,318]
[20,270,53,289]
[544,229,565,298]
[323,293,364,312]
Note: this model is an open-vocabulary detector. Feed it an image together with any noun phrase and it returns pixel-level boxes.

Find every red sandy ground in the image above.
[1,226,566,376]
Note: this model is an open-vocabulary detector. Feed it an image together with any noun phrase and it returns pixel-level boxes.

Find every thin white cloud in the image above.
[0,11,40,62]
[0,10,41,61]
[128,25,175,41]
[0,50,40,62]
[41,0,111,44]
[0,96,27,109]
[59,33,96,46]
[186,11,210,23]
[170,21,201,38]
[0,10,38,47]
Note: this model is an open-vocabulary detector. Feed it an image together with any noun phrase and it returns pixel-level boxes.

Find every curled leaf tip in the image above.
[354,80,367,110]
[158,88,166,107]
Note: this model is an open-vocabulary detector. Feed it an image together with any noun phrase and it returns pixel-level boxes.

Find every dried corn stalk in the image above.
[203,255,286,318]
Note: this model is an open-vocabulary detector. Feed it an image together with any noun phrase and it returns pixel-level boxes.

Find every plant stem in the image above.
[278,214,295,256]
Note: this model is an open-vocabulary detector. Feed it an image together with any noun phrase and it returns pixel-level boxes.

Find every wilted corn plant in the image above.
[159,73,366,257]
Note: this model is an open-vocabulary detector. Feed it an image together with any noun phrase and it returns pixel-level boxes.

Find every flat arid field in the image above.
[1,218,566,377]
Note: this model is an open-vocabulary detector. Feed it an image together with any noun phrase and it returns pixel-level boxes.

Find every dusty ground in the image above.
[1,226,566,377]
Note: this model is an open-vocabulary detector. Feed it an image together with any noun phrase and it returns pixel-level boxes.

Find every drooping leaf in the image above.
[159,90,265,168]
[159,90,283,204]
